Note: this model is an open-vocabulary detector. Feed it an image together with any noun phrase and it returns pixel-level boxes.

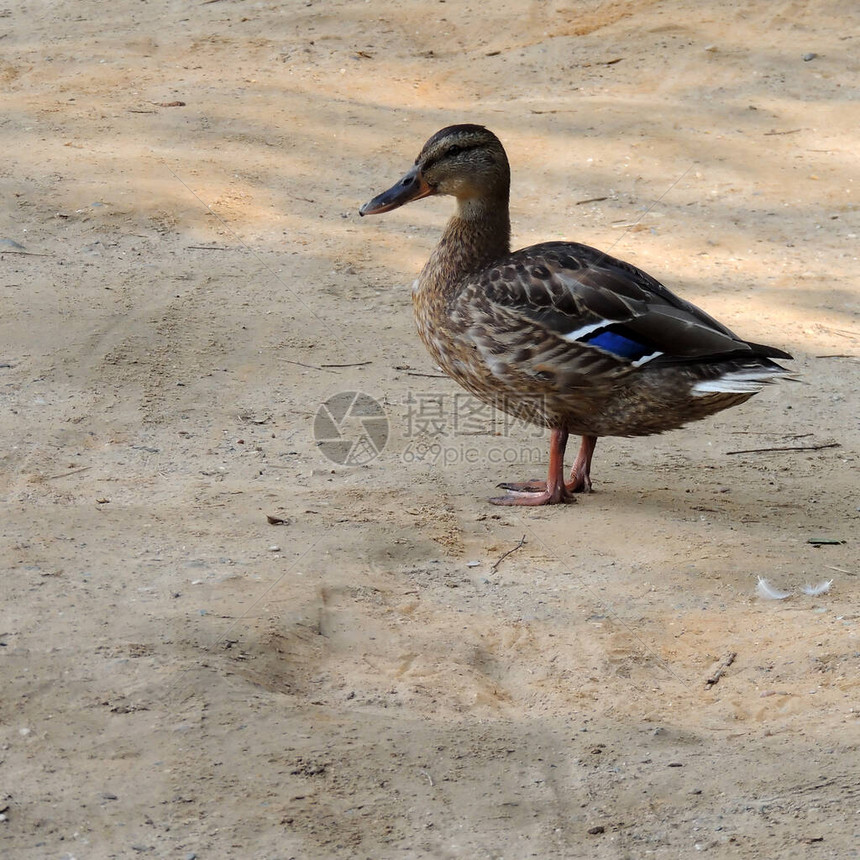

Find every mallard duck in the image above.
[360,124,792,505]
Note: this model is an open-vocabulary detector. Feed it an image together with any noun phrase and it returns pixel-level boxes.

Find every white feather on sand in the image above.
[801,580,833,596]
[756,577,792,600]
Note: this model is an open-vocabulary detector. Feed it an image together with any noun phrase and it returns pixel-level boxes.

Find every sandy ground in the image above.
[1,1,859,857]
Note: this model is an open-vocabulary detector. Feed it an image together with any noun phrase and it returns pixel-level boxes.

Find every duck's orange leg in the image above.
[566,434,597,493]
[493,433,598,504]
[490,428,576,506]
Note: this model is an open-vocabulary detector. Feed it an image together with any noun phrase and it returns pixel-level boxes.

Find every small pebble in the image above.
[268,545,281,552]
[802,52,818,61]
[587,824,605,835]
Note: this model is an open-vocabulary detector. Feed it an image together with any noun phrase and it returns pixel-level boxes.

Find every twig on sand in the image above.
[815,354,859,359]
[283,359,336,372]
[815,324,859,340]
[282,359,372,372]
[491,535,527,572]
[705,652,736,688]
[46,466,92,480]
[725,443,840,455]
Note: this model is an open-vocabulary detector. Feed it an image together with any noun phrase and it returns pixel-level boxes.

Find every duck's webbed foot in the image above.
[489,428,579,506]
[495,478,549,493]
[489,483,577,506]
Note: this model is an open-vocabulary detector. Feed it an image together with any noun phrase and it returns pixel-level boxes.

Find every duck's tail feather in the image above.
[692,361,793,396]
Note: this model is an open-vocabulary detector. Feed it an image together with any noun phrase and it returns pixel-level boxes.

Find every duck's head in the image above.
[360,124,511,217]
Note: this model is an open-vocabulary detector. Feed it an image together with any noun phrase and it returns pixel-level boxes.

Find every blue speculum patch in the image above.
[583,329,652,361]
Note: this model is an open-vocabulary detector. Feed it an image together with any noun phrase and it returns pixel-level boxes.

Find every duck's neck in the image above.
[416,195,511,300]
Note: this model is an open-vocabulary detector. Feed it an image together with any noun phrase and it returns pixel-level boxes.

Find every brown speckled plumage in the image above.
[361,124,792,505]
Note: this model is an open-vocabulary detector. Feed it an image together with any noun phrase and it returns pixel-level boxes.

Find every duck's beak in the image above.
[359,165,435,216]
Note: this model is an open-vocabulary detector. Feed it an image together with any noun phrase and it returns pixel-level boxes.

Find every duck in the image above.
[359,124,793,506]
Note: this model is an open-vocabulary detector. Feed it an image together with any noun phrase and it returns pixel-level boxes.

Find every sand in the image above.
[1,1,858,857]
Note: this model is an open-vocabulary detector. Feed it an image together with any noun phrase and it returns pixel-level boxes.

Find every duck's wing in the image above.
[453,241,790,381]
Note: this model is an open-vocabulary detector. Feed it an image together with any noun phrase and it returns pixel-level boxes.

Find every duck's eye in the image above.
[445,145,462,158]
